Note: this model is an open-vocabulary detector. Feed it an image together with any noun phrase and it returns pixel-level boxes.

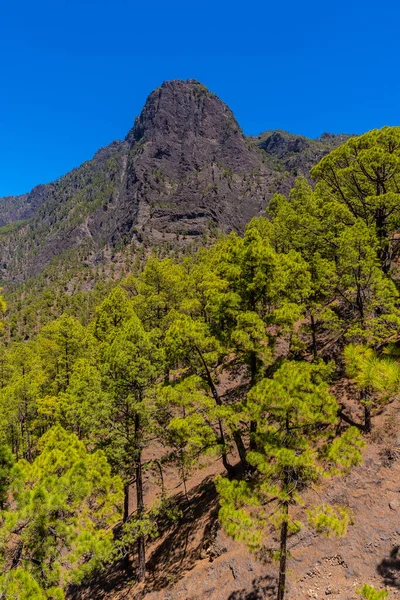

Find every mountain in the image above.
[0,80,350,286]
[252,130,353,177]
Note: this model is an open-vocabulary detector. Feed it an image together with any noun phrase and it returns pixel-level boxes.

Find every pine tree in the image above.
[0,426,122,598]
[37,314,95,394]
[0,568,56,600]
[92,286,135,343]
[0,342,45,459]
[0,444,13,509]
[311,126,400,273]
[205,223,311,451]
[266,179,344,358]
[156,376,218,503]
[357,584,390,599]
[101,314,164,581]
[36,357,108,442]
[124,256,187,331]
[336,220,400,346]
[165,314,245,474]
[344,344,400,432]
[216,360,364,600]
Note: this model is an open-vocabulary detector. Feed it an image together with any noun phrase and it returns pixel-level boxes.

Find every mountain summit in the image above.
[127,79,260,173]
[115,79,280,244]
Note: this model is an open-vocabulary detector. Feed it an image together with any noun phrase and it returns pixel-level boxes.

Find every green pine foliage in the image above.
[0,426,123,598]
[311,126,400,273]
[344,344,400,432]
[357,584,390,599]
[156,376,218,500]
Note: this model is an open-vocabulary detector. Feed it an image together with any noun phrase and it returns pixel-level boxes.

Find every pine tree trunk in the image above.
[180,447,190,505]
[194,344,252,473]
[361,389,372,433]
[310,313,318,361]
[364,403,371,434]
[232,430,248,470]
[249,419,257,451]
[277,501,289,600]
[376,207,390,273]
[356,284,365,327]
[219,423,235,477]
[123,482,131,571]
[135,414,146,582]
[123,482,130,523]
[136,529,146,583]
[250,350,257,387]
[249,351,258,451]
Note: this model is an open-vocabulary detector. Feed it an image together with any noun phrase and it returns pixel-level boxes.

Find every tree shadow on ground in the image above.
[377,545,400,589]
[227,575,276,600]
[69,556,135,600]
[70,476,219,599]
[142,476,219,593]
[337,407,363,431]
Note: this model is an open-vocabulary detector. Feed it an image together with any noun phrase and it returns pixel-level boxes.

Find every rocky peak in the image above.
[126,79,260,176]
[109,79,280,246]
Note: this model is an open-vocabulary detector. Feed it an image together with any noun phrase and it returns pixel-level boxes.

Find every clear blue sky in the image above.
[0,0,399,196]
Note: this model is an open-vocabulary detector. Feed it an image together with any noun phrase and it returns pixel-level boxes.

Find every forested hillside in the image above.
[0,124,399,599]
[0,80,352,342]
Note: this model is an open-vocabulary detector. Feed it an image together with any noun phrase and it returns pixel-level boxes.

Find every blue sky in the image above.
[0,0,399,196]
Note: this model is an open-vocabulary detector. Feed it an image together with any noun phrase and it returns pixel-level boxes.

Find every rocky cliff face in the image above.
[112,79,292,246]
[0,80,349,284]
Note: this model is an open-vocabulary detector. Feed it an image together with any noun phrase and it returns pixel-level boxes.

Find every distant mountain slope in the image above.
[0,193,29,226]
[0,80,351,285]
[0,141,128,283]
[252,130,354,177]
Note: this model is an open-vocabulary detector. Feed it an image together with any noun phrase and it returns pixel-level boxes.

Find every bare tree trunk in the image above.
[123,483,130,523]
[277,501,289,600]
[364,403,372,434]
[376,207,390,273]
[361,388,372,433]
[232,430,248,469]
[194,345,247,474]
[180,448,190,506]
[249,351,258,451]
[122,482,131,571]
